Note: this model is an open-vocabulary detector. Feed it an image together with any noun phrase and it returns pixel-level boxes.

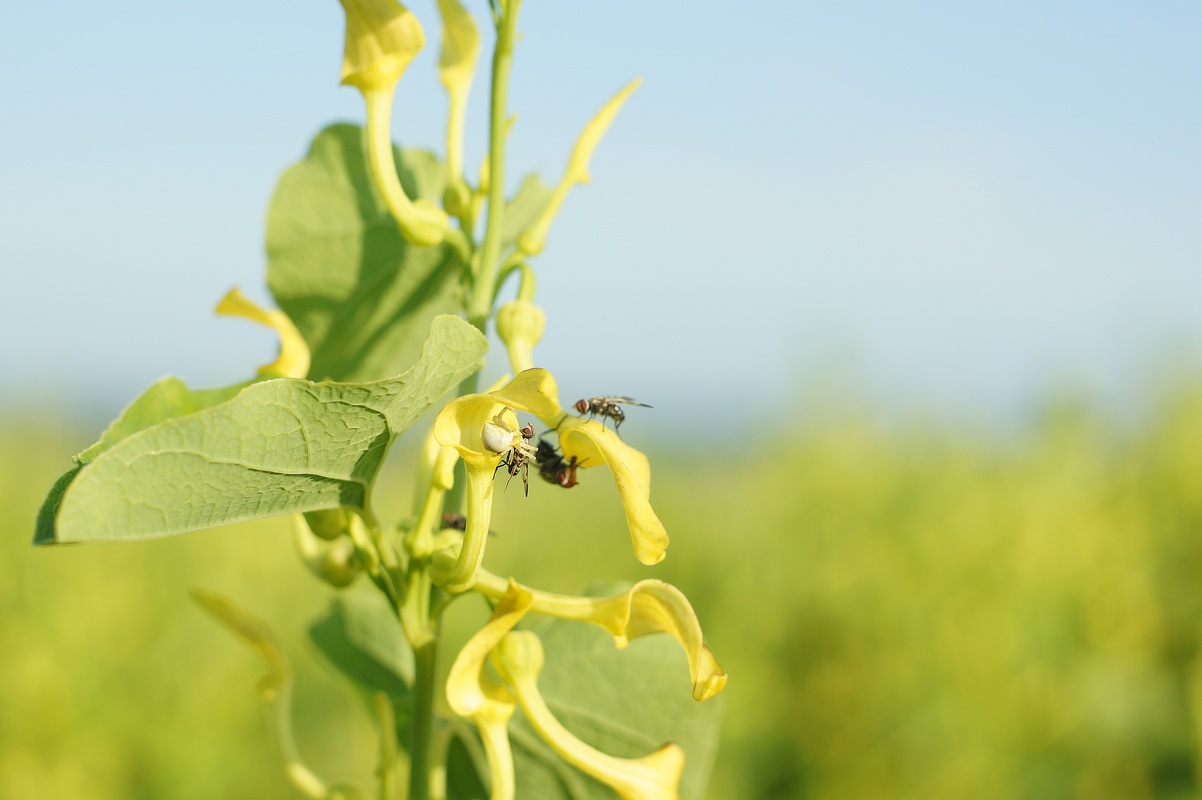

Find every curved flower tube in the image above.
[434,0,480,216]
[215,288,310,379]
[338,0,451,247]
[445,581,532,800]
[492,631,685,800]
[472,570,726,701]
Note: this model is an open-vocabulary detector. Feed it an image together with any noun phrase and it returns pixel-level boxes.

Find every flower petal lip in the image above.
[558,419,668,565]
[339,0,426,92]
[215,288,311,379]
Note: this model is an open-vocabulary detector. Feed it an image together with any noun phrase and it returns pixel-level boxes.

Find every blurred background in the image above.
[3,1,1202,798]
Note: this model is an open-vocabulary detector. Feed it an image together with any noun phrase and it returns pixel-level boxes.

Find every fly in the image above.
[573,396,652,432]
[534,439,582,488]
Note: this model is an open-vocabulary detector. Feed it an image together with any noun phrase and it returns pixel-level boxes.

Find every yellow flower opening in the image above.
[433,368,669,567]
[492,631,686,800]
[471,570,727,701]
[339,0,425,92]
[215,288,311,379]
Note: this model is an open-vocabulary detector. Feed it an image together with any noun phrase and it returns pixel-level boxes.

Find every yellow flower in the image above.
[338,0,451,247]
[432,369,669,590]
[445,580,530,800]
[339,0,425,93]
[492,631,686,800]
[435,0,480,215]
[471,570,727,701]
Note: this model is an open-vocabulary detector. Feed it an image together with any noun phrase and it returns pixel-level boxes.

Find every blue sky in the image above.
[2,2,1200,432]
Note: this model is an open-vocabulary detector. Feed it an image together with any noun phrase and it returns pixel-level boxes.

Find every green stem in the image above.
[410,639,439,800]
[466,0,523,330]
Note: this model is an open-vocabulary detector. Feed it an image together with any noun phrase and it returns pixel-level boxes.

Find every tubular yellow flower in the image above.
[446,581,531,800]
[471,571,727,701]
[215,288,311,378]
[494,300,545,374]
[339,0,451,247]
[518,79,641,257]
[435,0,479,215]
[492,631,686,800]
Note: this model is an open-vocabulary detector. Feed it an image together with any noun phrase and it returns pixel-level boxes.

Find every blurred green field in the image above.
[7,379,1202,799]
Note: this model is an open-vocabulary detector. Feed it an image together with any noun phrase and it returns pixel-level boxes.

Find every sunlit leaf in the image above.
[35,316,486,544]
[310,584,414,735]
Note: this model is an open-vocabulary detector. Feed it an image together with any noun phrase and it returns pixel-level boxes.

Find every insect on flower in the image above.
[441,511,467,531]
[573,396,652,432]
[534,439,582,488]
[493,422,537,496]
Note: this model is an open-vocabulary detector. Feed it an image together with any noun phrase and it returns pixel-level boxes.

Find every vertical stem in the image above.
[410,639,439,800]
[466,0,523,330]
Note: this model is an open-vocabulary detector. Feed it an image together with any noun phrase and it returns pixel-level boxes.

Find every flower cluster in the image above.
[427,367,727,798]
[335,0,728,795]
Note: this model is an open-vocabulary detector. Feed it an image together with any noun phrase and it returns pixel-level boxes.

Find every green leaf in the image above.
[310,584,414,734]
[446,731,490,800]
[76,377,250,464]
[267,123,466,382]
[511,610,726,800]
[35,316,486,544]
[500,173,555,252]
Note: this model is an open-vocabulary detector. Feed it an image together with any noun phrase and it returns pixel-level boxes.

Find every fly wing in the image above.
[594,395,652,408]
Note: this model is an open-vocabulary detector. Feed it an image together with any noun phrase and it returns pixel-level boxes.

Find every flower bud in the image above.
[491,631,545,685]
[303,508,350,541]
[312,537,363,588]
[495,300,545,374]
